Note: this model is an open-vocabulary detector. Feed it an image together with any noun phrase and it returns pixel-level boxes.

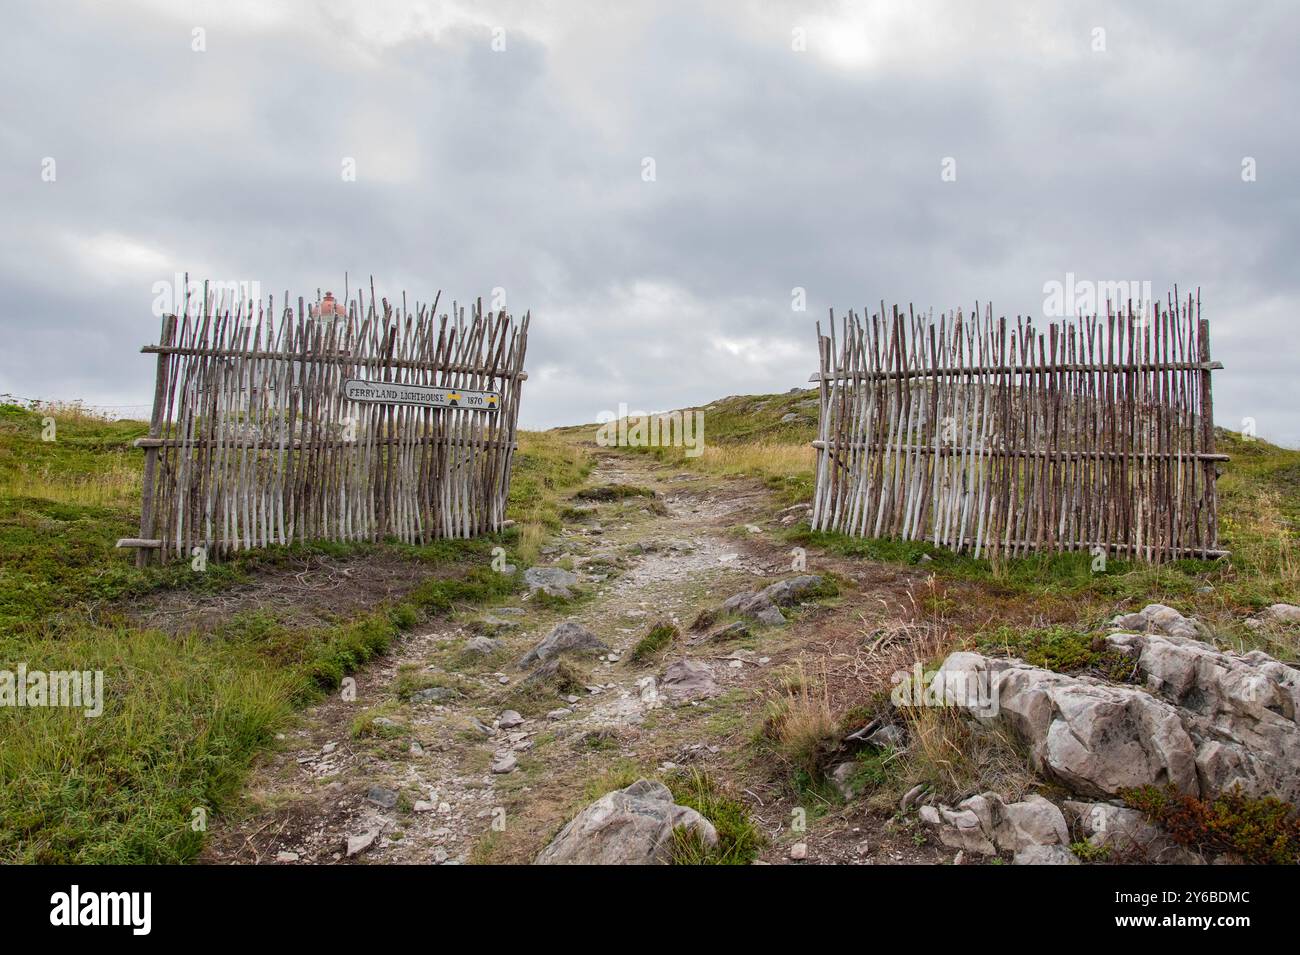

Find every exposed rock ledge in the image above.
[931,605,1299,803]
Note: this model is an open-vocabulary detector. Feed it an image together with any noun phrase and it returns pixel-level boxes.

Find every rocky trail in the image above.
[201,445,1300,866]
[201,447,907,865]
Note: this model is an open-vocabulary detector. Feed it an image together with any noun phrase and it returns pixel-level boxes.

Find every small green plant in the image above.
[666,770,764,865]
[392,667,466,701]
[629,622,679,662]
[846,748,898,795]
[1070,840,1110,862]
[502,659,589,715]
[389,604,419,630]
[409,566,517,615]
[350,704,405,739]
[573,483,656,502]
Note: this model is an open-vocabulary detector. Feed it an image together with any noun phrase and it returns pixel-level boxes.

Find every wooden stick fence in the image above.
[810,292,1226,562]
[118,280,529,565]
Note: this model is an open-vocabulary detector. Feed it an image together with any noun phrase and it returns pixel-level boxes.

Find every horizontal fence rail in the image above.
[119,281,528,565]
[810,293,1225,563]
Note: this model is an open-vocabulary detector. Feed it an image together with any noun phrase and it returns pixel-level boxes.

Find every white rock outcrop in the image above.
[933,652,1200,798]
[1106,624,1300,802]
[931,605,1300,802]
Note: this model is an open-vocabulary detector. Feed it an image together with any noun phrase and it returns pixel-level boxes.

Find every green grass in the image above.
[0,565,495,863]
[629,622,679,663]
[666,769,764,865]
[0,625,297,863]
[972,625,1137,681]
[572,483,656,502]
[578,763,763,865]
[507,430,592,563]
[0,400,592,863]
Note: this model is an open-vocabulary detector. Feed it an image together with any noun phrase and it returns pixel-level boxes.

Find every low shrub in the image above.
[1122,785,1300,865]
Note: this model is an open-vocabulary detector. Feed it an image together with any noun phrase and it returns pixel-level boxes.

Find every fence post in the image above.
[135,312,176,567]
[1198,299,1218,558]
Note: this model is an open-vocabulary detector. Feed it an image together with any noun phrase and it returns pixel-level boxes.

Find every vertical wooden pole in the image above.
[1197,294,1218,558]
[136,312,176,567]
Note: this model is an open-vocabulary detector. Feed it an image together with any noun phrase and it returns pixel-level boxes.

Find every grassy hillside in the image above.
[556,388,820,504]
[0,401,589,862]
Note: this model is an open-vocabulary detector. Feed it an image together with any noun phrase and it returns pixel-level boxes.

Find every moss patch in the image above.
[972,625,1137,681]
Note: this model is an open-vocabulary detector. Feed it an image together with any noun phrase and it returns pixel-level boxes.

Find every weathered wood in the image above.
[119,283,529,562]
[134,312,177,566]
[810,441,1229,461]
[811,295,1225,563]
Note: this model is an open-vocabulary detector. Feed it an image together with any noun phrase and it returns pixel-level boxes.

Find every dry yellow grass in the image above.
[761,660,838,779]
[696,441,814,479]
[1219,485,1298,584]
[0,458,141,507]
[629,439,815,488]
[20,399,120,426]
[890,704,1031,804]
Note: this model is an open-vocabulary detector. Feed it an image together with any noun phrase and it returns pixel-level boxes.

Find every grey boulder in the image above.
[1105,629,1300,801]
[719,576,826,627]
[518,621,609,669]
[523,566,579,599]
[1110,603,1210,642]
[721,591,785,626]
[465,635,503,655]
[409,686,456,704]
[365,786,399,809]
[1260,603,1300,625]
[760,575,825,607]
[659,659,721,704]
[1064,800,1204,864]
[534,779,718,864]
[704,620,751,642]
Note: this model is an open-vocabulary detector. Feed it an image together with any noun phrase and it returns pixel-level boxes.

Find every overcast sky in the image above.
[2,1,1297,441]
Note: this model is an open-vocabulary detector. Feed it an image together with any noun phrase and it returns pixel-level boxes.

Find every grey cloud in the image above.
[0,0,1297,442]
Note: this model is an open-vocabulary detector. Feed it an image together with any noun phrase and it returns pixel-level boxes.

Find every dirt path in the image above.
[203,446,944,865]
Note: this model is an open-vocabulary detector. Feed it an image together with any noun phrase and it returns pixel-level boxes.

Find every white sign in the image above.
[344,379,500,411]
